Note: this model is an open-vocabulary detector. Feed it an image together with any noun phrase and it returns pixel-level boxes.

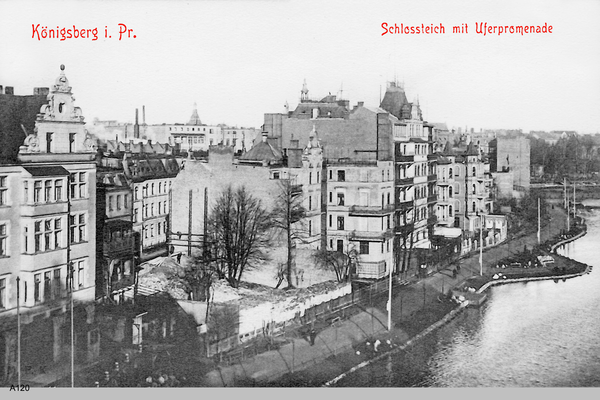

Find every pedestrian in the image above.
[177,253,182,263]
[309,329,317,346]
[374,339,381,352]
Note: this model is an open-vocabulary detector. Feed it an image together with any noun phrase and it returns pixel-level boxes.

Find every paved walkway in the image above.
[203,206,571,386]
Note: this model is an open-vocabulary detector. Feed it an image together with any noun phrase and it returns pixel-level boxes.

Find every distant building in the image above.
[98,140,180,264]
[489,134,530,197]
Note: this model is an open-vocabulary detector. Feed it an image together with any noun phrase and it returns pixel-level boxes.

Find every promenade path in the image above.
[203,206,571,386]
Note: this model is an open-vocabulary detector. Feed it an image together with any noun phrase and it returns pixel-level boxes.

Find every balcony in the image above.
[291,184,303,195]
[427,194,437,204]
[104,236,135,256]
[427,174,437,182]
[427,215,438,226]
[427,154,438,161]
[394,223,414,235]
[395,177,414,186]
[349,204,395,216]
[349,229,394,241]
[356,261,387,279]
[395,154,414,163]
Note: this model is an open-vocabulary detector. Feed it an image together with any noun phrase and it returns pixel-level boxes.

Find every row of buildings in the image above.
[89,104,260,155]
[0,66,526,384]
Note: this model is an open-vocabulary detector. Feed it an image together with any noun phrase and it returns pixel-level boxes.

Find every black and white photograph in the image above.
[1,0,600,390]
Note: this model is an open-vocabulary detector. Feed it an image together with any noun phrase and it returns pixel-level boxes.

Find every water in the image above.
[337,209,600,387]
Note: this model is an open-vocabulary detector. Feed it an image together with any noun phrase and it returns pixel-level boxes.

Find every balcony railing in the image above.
[395,177,414,186]
[427,174,437,182]
[291,184,303,195]
[349,204,395,216]
[427,194,437,203]
[395,154,414,163]
[349,229,394,241]
[394,223,414,235]
[427,154,438,161]
[104,237,135,255]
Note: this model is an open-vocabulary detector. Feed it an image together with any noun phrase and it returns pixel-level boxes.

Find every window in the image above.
[308,220,312,236]
[309,172,312,185]
[329,192,332,203]
[472,202,476,213]
[359,241,369,254]
[34,274,41,303]
[44,272,51,302]
[69,213,86,244]
[0,223,6,256]
[46,132,53,153]
[76,260,85,288]
[387,193,391,205]
[133,208,138,223]
[135,187,139,200]
[337,193,345,206]
[337,170,345,182]
[329,170,333,180]
[151,183,155,195]
[0,278,5,308]
[329,214,332,227]
[55,179,63,201]
[337,240,344,253]
[150,225,154,237]
[472,184,476,195]
[53,269,61,298]
[472,167,476,177]
[70,172,87,199]
[337,216,345,230]
[117,195,122,210]
[309,197,312,210]
[34,181,42,203]
[124,194,129,208]
[449,186,453,198]
[273,172,280,180]
[0,176,6,206]
[108,195,114,211]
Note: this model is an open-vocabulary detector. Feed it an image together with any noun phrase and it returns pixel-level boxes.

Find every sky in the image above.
[1,0,599,134]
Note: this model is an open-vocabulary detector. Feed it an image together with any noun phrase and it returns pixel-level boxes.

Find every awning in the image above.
[23,165,70,177]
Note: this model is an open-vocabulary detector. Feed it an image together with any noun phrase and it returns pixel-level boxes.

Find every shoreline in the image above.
[321,219,590,387]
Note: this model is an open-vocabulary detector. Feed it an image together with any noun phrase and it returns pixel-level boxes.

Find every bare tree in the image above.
[209,185,272,288]
[270,179,308,289]
[312,246,358,283]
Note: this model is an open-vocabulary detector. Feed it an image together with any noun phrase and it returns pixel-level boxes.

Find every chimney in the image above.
[33,87,49,96]
[5,86,14,95]
[262,132,268,143]
[143,105,146,125]
[0,85,4,94]
[134,108,140,139]
[358,101,364,107]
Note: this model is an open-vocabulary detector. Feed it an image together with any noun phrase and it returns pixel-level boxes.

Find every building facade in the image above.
[0,65,99,384]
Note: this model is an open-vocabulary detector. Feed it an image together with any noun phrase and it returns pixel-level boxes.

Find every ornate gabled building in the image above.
[0,65,99,385]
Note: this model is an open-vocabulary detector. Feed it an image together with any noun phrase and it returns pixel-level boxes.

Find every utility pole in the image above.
[16,276,21,388]
[188,190,192,256]
[537,197,541,245]
[479,215,483,276]
[387,262,392,331]
[573,183,576,225]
